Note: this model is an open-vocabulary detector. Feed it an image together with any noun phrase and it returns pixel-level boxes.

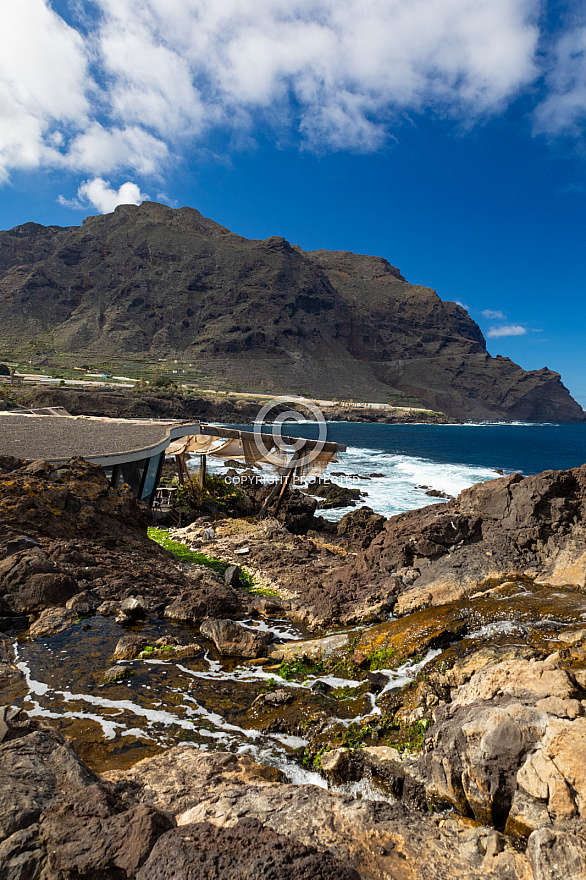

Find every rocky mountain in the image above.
[0,201,582,421]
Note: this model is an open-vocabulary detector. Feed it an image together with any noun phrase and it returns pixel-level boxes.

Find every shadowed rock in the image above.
[136,818,361,880]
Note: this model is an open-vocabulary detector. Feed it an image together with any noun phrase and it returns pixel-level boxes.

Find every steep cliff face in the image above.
[0,202,582,420]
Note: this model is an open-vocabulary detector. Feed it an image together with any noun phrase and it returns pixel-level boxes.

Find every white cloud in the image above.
[0,0,89,182]
[482,309,506,319]
[92,0,542,152]
[58,178,150,214]
[534,21,586,137]
[0,0,543,182]
[65,123,169,177]
[486,324,527,338]
[9,0,586,180]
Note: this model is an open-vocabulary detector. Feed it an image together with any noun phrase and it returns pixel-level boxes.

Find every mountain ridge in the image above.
[0,201,583,421]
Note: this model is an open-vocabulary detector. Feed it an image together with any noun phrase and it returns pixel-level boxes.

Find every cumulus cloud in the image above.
[7,0,586,183]
[486,324,527,338]
[58,178,150,213]
[482,309,506,319]
[0,0,544,182]
[0,0,89,182]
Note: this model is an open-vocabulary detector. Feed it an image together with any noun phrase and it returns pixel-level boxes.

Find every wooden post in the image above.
[199,453,207,489]
[256,452,299,520]
[175,454,185,485]
[273,453,299,516]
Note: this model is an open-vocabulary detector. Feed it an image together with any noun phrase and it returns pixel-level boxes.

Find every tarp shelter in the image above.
[166,424,345,478]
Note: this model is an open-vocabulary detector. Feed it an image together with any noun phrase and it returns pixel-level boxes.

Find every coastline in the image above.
[4,383,457,424]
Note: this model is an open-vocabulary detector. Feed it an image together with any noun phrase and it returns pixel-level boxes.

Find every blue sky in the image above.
[1,0,585,405]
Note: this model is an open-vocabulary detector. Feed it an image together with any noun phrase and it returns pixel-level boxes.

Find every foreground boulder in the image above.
[0,457,195,616]
[199,618,271,657]
[136,818,361,880]
[419,654,586,837]
[164,571,244,623]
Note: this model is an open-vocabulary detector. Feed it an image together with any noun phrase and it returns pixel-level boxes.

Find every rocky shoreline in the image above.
[2,455,586,878]
[7,384,455,424]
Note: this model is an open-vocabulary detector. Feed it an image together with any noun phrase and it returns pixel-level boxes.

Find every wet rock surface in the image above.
[199,617,271,657]
[2,457,586,877]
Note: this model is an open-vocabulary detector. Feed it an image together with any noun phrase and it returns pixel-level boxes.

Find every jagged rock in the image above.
[164,580,244,624]
[111,634,150,662]
[452,658,579,706]
[121,595,148,620]
[336,506,386,549]
[248,594,291,616]
[40,784,173,879]
[333,464,586,615]
[5,536,39,557]
[418,652,586,837]
[223,564,241,588]
[446,645,537,689]
[308,480,364,509]
[0,548,78,614]
[527,827,586,880]
[65,589,100,616]
[0,728,97,843]
[276,490,319,535]
[0,824,46,880]
[200,618,270,658]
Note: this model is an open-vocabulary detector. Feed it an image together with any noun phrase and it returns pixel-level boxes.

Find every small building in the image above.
[0,410,200,505]
[0,411,346,512]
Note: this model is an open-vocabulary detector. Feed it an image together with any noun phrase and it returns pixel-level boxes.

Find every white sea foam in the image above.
[317,447,501,520]
[203,440,502,521]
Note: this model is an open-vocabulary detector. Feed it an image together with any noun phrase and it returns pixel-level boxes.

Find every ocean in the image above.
[214,422,586,519]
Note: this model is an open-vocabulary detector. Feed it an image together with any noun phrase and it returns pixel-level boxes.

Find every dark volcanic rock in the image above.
[0,548,78,614]
[332,464,586,615]
[336,505,387,549]
[0,457,193,614]
[6,535,39,556]
[164,575,244,623]
[136,818,361,880]
[40,784,173,879]
[0,721,174,880]
[306,480,364,509]
[0,728,96,842]
[0,201,582,421]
